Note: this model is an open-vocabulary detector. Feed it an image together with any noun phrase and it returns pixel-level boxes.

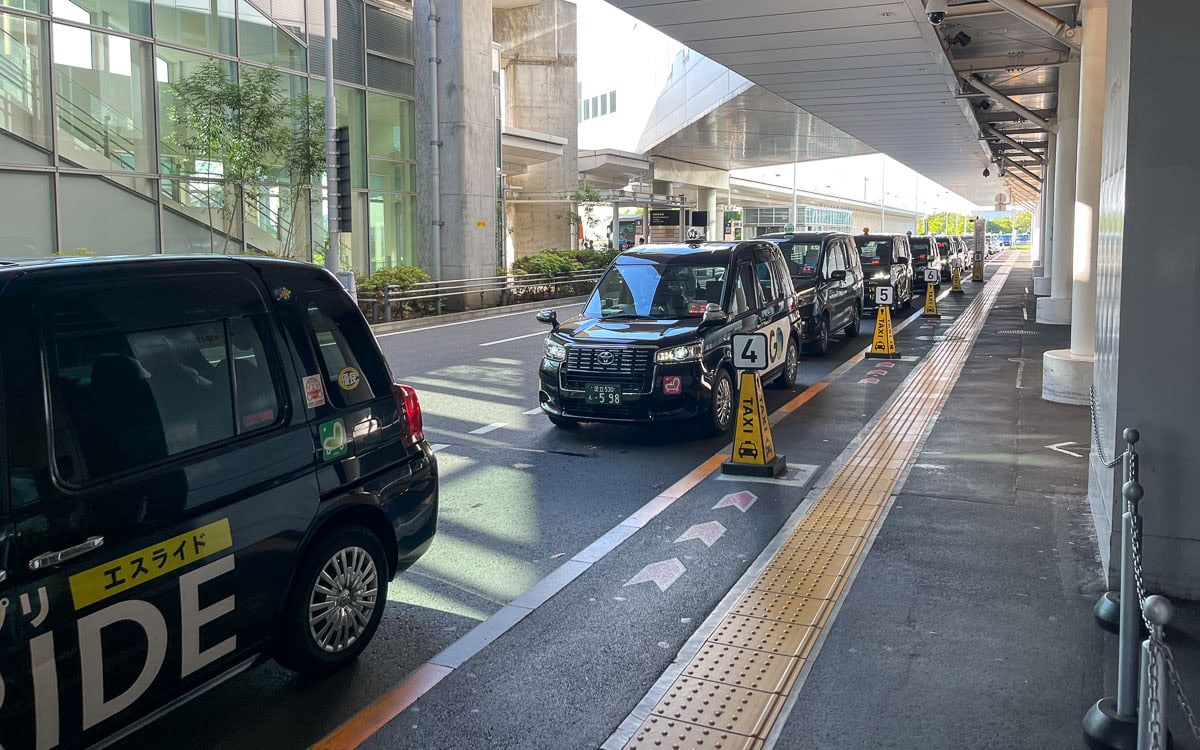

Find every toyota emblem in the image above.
[597,351,616,365]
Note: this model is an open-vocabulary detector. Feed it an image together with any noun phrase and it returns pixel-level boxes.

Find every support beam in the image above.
[956,84,1059,98]
[964,75,1055,131]
[977,109,1055,125]
[950,51,1069,74]
[1002,156,1043,184]
[986,125,1046,163]
[985,0,1081,49]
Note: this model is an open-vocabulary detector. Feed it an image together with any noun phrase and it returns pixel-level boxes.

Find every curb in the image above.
[368,295,589,335]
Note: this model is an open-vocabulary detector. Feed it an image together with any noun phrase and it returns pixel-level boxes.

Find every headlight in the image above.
[871,272,890,281]
[655,341,704,364]
[544,338,567,362]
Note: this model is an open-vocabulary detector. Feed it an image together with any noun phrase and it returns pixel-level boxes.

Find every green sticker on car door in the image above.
[320,418,348,460]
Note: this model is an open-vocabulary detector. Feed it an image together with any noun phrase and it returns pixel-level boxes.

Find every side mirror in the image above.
[536,309,559,331]
[829,270,847,281]
[701,303,727,325]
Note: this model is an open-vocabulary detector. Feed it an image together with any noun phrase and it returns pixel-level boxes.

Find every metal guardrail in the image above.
[357,269,604,323]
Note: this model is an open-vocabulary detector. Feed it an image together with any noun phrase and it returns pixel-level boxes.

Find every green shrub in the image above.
[356,265,431,292]
[511,248,617,275]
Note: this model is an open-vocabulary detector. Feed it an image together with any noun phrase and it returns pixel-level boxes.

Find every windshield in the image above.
[584,260,728,319]
[856,238,894,267]
[784,243,822,277]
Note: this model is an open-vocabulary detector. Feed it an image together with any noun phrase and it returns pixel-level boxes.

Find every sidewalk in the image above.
[770,263,1110,748]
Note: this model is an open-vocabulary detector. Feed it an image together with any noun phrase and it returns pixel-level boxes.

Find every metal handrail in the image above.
[358,269,603,323]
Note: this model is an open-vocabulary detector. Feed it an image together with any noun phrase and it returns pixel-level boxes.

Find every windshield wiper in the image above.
[599,313,645,320]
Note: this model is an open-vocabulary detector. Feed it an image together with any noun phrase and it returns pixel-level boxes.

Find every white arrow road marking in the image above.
[470,422,507,435]
[674,521,726,548]
[713,491,757,513]
[624,559,686,592]
[524,406,543,415]
[429,443,449,453]
[1045,441,1085,458]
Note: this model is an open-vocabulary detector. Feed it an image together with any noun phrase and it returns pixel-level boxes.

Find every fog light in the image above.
[663,376,682,395]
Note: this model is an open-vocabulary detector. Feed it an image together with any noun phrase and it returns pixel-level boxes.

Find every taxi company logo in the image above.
[337,367,361,391]
[770,328,784,360]
[596,351,616,366]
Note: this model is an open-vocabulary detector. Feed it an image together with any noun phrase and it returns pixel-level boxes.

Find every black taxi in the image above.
[855,233,915,312]
[536,242,802,434]
[0,256,437,749]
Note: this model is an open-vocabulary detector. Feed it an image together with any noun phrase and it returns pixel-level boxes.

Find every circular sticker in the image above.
[338,367,362,391]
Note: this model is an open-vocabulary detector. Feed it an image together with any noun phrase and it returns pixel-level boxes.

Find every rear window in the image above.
[784,243,822,276]
[304,291,392,407]
[856,238,894,266]
[44,278,281,483]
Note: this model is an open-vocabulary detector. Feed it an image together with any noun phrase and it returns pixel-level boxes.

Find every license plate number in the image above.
[585,384,622,405]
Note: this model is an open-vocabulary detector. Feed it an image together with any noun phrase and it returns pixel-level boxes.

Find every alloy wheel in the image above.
[308,546,379,653]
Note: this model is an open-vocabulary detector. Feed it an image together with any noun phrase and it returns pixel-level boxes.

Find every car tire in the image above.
[548,415,580,429]
[770,336,799,389]
[705,368,735,436]
[807,315,831,357]
[276,525,388,677]
[844,304,861,338]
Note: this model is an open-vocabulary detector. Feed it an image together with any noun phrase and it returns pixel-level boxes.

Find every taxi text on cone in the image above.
[951,266,964,294]
[972,254,984,283]
[723,372,786,477]
[921,282,941,319]
[865,287,900,360]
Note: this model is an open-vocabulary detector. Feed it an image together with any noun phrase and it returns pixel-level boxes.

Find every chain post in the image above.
[1139,596,1171,750]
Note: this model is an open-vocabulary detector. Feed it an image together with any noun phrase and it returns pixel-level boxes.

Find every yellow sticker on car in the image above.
[68,519,233,611]
[338,367,361,391]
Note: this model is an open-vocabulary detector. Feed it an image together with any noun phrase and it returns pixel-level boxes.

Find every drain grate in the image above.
[996,329,1040,336]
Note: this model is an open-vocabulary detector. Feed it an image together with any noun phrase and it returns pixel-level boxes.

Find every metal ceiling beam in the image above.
[984,0,1081,50]
[947,1,1075,19]
[950,51,1070,74]
[1002,156,1043,185]
[964,76,1054,131]
[990,127,1050,136]
[956,84,1059,98]
[985,125,1046,163]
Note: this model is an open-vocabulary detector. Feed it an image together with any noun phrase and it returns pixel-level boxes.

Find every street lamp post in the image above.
[323,0,338,273]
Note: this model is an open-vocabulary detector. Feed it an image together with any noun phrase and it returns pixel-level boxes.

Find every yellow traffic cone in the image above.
[972,256,984,283]
[951,266,964,294]
[722,372,787,477]
[921,282,941,319]
[866,305,901,359]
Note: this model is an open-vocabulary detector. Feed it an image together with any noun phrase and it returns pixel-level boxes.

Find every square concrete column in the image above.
[1033,130,1056,296]
[1042,0,1107,405]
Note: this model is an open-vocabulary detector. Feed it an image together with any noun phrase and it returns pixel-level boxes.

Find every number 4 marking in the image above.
[741,338,758,363]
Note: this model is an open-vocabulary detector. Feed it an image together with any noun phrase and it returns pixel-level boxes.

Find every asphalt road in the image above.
[116,299,877,750]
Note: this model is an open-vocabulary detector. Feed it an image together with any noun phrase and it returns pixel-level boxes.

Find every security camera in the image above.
[926,0,947,25]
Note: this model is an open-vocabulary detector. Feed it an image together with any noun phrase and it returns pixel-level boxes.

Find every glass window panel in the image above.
[0,170,54,255]
[599,94,607,115]
[238,0,306,72]
[367,159,412,193]
[161,174,243,252]
[365,6,411,59]
[154,0,235,55]
[306,0,363,84]
[243,179,312,259]
[609,90,615,113]
[312,80,364,188]
[368,190,413,270]
[366,54,412,96]
[54,26,155,172]
[58,173,158,254]
[52,0,151,36]
[156,48,235,178]
[2,0,45,12]
[366,91,412,160]
[0,14,53,165]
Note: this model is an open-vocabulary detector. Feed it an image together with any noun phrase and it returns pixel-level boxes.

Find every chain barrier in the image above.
[1163,640,1200,744]
[1090,385,1126,469]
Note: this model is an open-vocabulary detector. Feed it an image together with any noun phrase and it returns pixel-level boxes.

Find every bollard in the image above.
[1138,596,1172,750]
[1083,428,1143,749]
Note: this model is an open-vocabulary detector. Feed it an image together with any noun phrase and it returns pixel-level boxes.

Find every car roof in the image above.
[0,254,303,274]
[617,241,767,264]
[756,232,843,242]
[853,234,901,242]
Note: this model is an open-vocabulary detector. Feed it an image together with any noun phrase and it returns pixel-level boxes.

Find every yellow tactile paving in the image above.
[621,260,1015,749]
[682,643,800,694]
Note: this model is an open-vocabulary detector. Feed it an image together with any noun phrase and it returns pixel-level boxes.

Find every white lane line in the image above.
[429,443,450,453]
[469,422,507,435]
[376,303,578,338]
[524,406,543,415]
[479,331,545,347]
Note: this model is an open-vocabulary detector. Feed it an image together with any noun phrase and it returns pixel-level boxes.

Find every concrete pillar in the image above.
[699,188,718,241]
[1033,130,1056,295]
[1035,60,1079,324]
[1042,0,1107,405]
[414,0,498,281]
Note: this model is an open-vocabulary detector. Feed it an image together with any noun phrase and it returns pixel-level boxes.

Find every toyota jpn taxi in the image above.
[0,256,437,749]
[536,241,802,434]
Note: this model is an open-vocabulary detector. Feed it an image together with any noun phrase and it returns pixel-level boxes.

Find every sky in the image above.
[573,0,988,215]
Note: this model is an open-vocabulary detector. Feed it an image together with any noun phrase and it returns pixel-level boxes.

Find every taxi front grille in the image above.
[563,347,652,390]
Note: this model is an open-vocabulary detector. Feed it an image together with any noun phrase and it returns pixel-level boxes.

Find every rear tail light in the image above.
[392,383,424,447]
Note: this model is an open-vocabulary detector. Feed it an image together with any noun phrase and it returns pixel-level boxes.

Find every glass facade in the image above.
[0,0,417,273]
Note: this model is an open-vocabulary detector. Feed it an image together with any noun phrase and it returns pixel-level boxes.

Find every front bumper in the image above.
[538,358,711,424]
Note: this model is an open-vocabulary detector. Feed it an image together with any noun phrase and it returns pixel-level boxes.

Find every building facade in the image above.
[0,0,419,273]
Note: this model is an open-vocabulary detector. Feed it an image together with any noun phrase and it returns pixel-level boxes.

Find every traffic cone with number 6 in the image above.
[921,282,941,319]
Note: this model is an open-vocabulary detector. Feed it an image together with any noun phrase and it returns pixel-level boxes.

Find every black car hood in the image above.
[554,316,704,346]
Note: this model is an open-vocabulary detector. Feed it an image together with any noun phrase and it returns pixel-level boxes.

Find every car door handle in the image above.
[29,536,105,571]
